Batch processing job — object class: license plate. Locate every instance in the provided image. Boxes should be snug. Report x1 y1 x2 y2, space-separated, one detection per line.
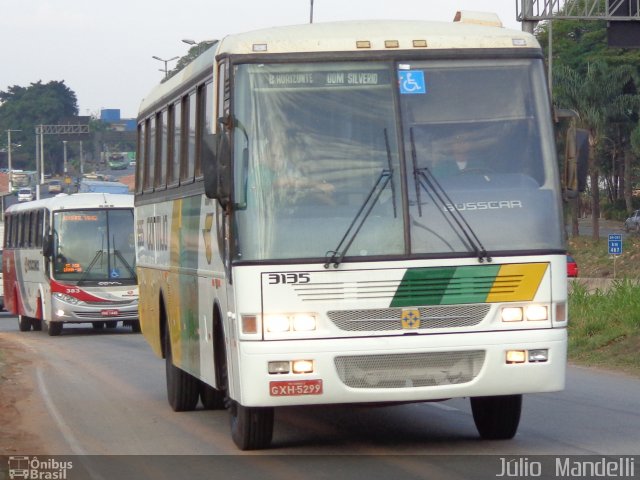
101 309 120 317
269 379 323 396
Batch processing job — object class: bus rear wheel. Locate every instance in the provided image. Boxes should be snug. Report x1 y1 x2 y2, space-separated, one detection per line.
230 401 274 450
471 394 522 440
164 325 199 411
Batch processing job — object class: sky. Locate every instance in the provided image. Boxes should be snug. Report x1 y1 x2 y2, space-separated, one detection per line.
1 0 523 120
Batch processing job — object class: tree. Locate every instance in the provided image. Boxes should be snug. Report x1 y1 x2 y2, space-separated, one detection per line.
553 61 640 239
535 1 640 232
0 80 79 171
165 41 218 82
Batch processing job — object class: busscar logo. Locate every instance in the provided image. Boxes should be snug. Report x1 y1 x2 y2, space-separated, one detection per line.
8 456 73 479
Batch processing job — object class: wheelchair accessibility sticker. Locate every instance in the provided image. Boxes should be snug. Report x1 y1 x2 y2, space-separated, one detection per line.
398 70 426 94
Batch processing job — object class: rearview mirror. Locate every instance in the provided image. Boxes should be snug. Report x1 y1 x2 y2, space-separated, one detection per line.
42 234 53 257
203 128 232 207
563 127 589 198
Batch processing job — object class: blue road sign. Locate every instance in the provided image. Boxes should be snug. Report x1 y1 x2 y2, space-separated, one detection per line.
608 234 622 255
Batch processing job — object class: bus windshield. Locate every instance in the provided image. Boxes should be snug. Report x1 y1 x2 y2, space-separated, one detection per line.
52 209 136 283
232 58 563 262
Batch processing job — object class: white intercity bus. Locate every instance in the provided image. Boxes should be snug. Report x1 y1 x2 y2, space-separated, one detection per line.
135 12 585 449
3 193 139 336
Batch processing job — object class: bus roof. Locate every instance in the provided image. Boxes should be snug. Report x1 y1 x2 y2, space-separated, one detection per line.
138 15 538 116
5 193 133 214
217 17 538 56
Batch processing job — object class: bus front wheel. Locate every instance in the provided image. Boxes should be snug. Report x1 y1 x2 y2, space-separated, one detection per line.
164 325 199 411
200 382 225 410
18 316 32 332
471 394 522 440
230 400 274 450
47 321 63 336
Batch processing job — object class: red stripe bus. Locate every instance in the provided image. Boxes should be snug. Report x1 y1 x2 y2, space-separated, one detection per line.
3 192 139 336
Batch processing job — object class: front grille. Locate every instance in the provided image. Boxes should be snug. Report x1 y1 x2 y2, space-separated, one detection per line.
73 310 138 319
83 300 136 307
335 350 485 389
327 304 490 331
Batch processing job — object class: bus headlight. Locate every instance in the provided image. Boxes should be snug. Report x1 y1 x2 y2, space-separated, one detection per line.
292 314 316 332
525 305 548 321
501 307 523 322
264 313 317 333
265 314 290 333
501 305 548 322
53 293 81 305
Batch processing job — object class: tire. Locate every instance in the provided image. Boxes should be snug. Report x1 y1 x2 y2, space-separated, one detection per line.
200 382 226 410
471 394 522 440
130 321 141 333
47 322 63 337
18 315 32 332
230 400 274 450
92 322 105 329
164 323 199 412
105 321 118 329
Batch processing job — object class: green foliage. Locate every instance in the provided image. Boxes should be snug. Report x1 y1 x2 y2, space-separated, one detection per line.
601 197 640 220
0 80 79 170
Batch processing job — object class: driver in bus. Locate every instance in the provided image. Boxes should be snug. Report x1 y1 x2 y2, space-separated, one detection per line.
251 128 334 206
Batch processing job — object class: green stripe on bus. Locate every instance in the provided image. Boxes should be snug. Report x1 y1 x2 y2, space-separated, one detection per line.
390 265 501 307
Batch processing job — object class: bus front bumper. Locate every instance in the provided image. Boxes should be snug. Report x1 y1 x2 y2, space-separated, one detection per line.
233 328 567 407
51 297 138 323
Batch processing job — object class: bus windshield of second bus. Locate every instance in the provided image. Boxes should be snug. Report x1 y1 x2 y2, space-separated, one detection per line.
232 58 563 263
52 209 136 283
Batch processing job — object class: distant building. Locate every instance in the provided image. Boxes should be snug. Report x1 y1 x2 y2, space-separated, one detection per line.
100 109 136 132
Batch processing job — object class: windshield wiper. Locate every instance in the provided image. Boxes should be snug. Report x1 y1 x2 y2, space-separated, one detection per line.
113 250 136 280
324 168 392 268
410 128 491 263
77 250 105 286
324 130 396 269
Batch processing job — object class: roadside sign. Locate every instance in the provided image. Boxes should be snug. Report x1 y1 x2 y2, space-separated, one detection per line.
608 234 622 255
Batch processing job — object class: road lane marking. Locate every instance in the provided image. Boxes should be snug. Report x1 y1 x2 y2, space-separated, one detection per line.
36 366 87 456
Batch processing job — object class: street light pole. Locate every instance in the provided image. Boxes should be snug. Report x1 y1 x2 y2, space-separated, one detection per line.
152 55 179 78
63 140 68 175
6 129 21 193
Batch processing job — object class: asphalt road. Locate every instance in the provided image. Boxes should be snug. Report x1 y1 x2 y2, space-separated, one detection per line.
0 312 638 479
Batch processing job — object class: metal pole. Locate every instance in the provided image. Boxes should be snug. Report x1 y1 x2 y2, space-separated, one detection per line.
80 141 84 176
7 130 13 193
40 126 44 184
63 140 68 174
310 0 314 23
35 132 40 200
548 19 553 98
7 129 21 193
36 128 42 200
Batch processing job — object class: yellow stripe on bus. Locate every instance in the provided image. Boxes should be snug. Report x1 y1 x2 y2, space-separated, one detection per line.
486 263 548 303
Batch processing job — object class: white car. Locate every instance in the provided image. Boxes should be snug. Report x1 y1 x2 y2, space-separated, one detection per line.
624 210 640 233
17 187 34 202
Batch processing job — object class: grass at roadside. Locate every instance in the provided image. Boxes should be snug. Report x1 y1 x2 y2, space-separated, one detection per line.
568 273 640 377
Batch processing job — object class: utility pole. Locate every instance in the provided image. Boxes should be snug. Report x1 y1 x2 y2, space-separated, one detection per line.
6 129 21 193
310 0 314 24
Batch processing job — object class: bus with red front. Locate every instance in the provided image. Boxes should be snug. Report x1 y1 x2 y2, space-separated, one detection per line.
3 193 139 335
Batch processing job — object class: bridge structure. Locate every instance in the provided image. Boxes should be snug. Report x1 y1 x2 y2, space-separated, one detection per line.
517 0 640 47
